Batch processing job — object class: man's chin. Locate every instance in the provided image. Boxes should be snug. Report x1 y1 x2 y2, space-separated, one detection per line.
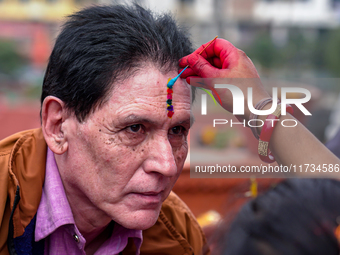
116 208 161 230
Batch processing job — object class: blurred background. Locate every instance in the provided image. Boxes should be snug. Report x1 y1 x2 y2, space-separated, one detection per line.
1 0 340 140
1 0 340 248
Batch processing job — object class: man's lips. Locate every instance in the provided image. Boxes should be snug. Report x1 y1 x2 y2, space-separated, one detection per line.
130 190 164 204
131 191 163 197
138 191 162 196
131 187 165 195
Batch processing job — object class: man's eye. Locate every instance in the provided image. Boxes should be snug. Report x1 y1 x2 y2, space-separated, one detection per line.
127 124 143 133
169 126 185 135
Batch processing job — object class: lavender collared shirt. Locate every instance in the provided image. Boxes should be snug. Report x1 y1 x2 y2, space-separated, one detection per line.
35 148 143 255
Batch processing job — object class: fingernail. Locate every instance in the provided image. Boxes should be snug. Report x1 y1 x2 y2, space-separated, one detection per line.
178 57 187 66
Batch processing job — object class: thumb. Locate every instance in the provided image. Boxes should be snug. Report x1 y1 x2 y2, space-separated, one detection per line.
187 53 218 78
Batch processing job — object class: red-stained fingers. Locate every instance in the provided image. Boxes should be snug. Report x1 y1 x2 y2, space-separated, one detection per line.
179 38 239 69
179 54 221 84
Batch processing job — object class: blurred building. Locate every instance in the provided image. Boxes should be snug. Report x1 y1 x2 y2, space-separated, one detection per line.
0 0 95 22
0 0 99 139
100 0 340 46
0 0 97 68
0 0 339 63
254 0 339 28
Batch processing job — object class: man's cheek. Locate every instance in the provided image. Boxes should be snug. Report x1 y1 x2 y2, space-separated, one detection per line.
101 147 137 166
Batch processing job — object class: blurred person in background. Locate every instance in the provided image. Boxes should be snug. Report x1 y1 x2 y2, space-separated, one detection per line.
215 178 340 255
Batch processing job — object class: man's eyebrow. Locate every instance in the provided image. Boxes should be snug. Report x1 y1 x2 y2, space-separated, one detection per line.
175 115 195 128
122 114 195 127
122 114 157 125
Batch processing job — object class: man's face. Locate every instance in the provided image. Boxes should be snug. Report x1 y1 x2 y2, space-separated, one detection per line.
60 65 191 230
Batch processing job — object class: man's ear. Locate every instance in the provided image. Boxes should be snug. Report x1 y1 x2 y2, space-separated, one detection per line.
41 96 69 155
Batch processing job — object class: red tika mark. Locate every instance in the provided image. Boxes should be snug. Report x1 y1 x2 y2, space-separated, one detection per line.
167 111 174 118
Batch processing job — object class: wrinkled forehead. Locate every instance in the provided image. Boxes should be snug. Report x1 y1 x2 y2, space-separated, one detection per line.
109 66 191 106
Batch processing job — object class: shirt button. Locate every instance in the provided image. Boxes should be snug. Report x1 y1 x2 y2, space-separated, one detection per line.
73 234 80 243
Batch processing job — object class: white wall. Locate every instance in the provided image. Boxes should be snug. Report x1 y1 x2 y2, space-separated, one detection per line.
254 0 338 27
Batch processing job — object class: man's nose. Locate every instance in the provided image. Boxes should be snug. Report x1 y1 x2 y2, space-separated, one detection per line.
143 134 178 177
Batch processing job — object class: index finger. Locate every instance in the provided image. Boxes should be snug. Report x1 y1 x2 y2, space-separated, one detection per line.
179 38 239 69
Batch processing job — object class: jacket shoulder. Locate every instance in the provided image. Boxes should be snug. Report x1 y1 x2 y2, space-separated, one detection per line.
0 128 47 254
159 191 209 255
0 129 43 153
0 128 45 220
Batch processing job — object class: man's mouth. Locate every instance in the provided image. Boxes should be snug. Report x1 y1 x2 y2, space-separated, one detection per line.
130 190 164 205
139 191 162 196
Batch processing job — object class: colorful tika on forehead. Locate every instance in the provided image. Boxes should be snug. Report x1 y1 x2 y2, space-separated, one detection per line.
166 36 218 118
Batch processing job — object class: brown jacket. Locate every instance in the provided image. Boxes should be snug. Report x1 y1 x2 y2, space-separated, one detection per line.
0 129 209 255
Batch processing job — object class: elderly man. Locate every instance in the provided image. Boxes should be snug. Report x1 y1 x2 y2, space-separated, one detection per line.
0 4 208 255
